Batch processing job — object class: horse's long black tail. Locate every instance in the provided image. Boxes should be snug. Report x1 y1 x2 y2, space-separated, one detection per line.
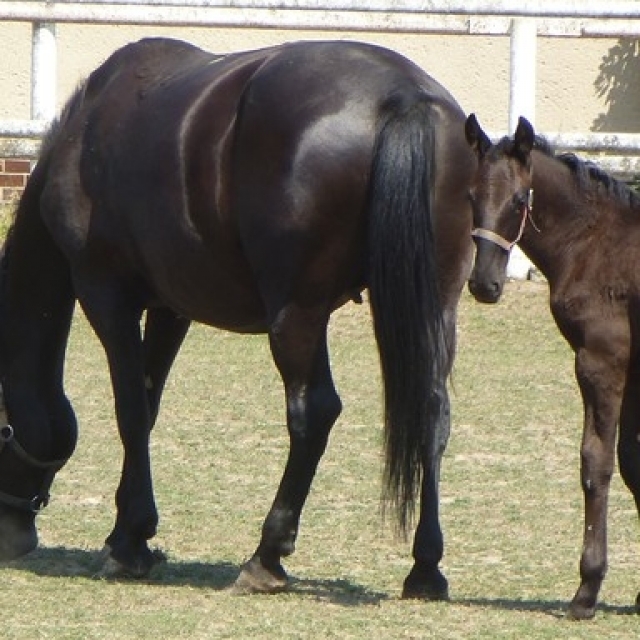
368 97 447 533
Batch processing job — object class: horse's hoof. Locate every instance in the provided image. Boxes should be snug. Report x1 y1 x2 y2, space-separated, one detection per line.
401 566 449 601
233 556 288 594
566 601 596 621
96 544 166 579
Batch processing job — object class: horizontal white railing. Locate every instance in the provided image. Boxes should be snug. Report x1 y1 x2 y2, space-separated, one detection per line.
5 1 640 20
2 1 640 176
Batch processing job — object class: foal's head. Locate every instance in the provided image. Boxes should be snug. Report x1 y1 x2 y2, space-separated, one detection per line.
464 114 535 302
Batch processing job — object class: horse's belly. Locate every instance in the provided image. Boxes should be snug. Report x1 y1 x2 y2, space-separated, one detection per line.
150 264 267 333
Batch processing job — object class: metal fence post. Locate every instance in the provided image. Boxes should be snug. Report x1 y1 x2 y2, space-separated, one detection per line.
509 17 537 130
31 22 57 122
507 17 537 279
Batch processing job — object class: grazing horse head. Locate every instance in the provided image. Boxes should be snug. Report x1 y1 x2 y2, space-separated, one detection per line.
0 219 77 560
464 113 535 302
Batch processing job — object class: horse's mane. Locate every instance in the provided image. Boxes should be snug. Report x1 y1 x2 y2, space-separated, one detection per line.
38 82 87 160
2 83 88 241
532 135 640 209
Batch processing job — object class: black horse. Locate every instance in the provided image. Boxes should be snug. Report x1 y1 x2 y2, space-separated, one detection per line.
0 38 475 597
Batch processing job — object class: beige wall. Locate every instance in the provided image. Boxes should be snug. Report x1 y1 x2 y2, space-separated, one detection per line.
1 21 639 134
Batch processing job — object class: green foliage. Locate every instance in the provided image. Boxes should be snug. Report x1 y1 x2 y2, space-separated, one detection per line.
0 200 15 238
1 283 638 638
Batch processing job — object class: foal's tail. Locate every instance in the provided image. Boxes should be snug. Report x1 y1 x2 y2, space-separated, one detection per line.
367 96 447 533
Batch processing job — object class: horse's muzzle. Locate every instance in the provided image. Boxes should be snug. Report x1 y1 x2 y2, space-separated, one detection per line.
468 274 503 304
0 505 38 561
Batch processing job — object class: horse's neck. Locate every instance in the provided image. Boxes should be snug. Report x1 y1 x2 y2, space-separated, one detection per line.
519 151 587 282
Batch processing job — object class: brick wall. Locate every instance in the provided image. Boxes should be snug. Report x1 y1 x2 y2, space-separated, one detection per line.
0 158 32 206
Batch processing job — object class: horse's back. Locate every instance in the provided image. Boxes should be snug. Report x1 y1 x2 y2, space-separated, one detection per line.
83 37 218 99
39 38 472 330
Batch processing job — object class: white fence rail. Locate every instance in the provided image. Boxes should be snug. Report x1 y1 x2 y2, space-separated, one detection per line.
2 0 640 176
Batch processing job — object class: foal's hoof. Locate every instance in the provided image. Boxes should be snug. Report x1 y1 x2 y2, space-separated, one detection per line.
401 566 449 601
96 544 166 579
233 556 288 594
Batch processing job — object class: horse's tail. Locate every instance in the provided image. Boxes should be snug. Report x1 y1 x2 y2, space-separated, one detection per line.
367 96 447 533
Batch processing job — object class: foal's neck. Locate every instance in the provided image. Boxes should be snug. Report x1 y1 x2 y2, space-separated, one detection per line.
519 150 593 283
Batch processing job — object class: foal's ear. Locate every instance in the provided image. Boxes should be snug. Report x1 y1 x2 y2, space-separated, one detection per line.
513 116 535 162
465 113 492 157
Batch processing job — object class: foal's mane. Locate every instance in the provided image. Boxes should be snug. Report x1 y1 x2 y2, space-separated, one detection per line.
534 136 640 210
493 133 640 209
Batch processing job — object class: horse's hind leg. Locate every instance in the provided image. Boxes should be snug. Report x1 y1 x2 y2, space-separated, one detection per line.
235 306 341 592
401 382 450 600
402 304 456 601
617 362 640 613
403 207 473 600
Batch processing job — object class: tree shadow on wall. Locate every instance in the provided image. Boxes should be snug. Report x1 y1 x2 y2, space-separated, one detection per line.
593 38 640 132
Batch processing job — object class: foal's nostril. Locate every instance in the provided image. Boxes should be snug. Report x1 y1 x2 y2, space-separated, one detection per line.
468 276 501 304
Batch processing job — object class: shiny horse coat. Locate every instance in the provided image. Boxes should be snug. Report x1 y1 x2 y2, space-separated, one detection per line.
0 38 474 596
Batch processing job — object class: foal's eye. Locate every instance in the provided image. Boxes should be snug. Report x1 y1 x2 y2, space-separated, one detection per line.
512 193 526 209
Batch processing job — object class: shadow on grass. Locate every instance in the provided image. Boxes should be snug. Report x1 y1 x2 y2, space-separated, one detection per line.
14 547 636 614
3 545 387 606
454 596 638 619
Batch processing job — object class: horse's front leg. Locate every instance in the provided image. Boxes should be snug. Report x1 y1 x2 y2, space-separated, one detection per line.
77 287 160 578
617 363 640 613
235 308 341 593
568 342 627 620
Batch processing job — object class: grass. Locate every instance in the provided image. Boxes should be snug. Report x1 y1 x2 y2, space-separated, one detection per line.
0 201 16 236
1 280 639 638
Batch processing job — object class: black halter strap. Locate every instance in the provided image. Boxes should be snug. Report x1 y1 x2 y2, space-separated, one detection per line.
0 390 68 513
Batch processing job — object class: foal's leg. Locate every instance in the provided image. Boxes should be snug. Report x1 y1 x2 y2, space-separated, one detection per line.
616 363 640 613
76 283 160 577
235 306 341 592
568 341 627 620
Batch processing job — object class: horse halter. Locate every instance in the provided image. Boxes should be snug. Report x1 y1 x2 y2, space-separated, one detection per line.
0 386 68 513
471 189 535 252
